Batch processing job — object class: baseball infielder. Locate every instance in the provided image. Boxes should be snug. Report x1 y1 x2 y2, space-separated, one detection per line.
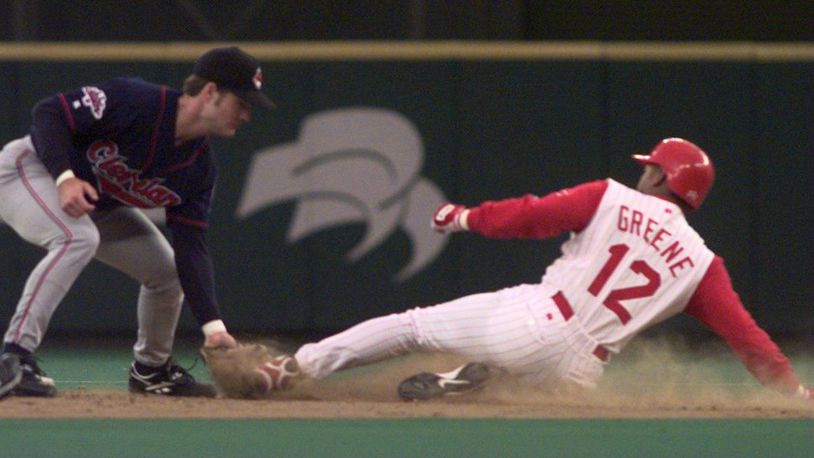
0 47 271 397
0 353 21 399
274 138 812 402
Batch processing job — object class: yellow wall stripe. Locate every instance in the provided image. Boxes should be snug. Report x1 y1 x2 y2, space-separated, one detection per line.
1 41 814 62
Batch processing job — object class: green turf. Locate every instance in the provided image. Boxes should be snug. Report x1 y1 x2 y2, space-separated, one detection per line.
30 340 214 391
0 419 812 458
4 340 812 457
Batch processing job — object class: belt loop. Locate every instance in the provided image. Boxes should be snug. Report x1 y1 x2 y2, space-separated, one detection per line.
552 291 573 321
593 345 610 362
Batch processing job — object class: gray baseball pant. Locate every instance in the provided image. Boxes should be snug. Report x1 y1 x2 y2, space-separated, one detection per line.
0 136 182 366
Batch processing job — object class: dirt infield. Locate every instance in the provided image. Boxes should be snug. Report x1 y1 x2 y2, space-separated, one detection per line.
2 385 813 419
3 343 813 419
2 390 812 419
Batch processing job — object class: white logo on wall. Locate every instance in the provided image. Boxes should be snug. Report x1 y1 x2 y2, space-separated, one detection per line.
236 108 448 282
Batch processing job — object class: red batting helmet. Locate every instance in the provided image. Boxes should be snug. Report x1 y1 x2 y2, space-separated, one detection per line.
632 138 715 209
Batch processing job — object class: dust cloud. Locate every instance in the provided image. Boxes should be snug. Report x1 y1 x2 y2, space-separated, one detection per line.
267 335 814 417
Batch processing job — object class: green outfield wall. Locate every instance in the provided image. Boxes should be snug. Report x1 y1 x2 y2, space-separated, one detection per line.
0 43 812 336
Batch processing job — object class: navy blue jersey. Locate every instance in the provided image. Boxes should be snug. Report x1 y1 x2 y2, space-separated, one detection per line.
30 77 215 228
29 77 222 325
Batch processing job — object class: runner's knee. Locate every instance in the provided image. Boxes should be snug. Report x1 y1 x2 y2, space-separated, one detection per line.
398 309 422 348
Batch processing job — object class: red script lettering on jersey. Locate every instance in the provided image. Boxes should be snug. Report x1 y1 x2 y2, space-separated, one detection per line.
86 140 182 208
616 205 695 277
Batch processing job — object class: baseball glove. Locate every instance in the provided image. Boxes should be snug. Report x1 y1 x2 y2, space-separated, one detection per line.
200 343 300 399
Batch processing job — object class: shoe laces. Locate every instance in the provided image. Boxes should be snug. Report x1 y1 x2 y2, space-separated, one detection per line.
19 355 47 376
163 359 197 384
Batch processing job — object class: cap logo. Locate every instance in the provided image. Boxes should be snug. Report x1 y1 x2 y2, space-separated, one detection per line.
81 86 107 120
685 190 699 204
253 68 263 90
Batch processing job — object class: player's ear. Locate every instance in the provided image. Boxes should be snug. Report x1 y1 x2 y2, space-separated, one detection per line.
637 165 667 195
652 167 668 187
201 81 219 100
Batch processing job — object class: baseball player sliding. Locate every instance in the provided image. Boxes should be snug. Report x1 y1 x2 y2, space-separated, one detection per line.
264 138 812 402
0 47 271 397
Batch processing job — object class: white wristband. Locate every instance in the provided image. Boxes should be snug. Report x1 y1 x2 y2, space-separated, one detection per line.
795 385 810 399
456 209 471 231
202 319 227 337
55 169 76 187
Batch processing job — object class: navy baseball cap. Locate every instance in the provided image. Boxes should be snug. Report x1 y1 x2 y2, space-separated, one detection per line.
193 46 275 110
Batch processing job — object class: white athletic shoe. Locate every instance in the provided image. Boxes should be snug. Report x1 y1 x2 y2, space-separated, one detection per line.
397 362 490 401
128 359 216 397
12 355 56 397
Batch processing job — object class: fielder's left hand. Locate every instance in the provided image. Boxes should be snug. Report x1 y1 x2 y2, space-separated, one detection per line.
204 331 238 349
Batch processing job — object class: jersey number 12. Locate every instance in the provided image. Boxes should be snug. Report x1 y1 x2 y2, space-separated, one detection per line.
587 243 661 324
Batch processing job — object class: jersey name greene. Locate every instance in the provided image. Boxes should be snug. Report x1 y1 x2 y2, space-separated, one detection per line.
616 204 695 278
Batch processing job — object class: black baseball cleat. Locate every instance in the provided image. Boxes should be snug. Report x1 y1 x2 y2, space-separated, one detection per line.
0 353 23 399
12 354 57 397
129 359 217 398
397 362 490 401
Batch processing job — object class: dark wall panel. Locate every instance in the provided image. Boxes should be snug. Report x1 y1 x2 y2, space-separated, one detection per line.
3 1 814 41
0 55 811 337
453 61 604 295
754 63 814 330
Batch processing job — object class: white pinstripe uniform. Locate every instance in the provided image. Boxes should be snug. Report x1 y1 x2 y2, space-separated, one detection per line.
295 180 714 389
